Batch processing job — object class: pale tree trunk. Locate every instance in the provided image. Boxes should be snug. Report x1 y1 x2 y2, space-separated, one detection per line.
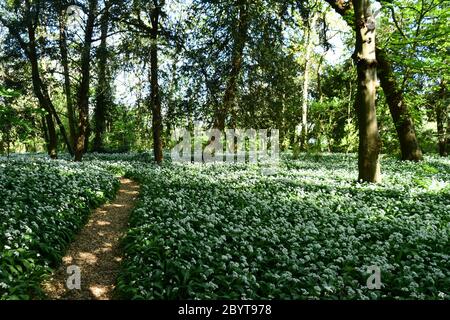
348 82 353 125
300 12 318 151
316 59 324 150
353 0 381 183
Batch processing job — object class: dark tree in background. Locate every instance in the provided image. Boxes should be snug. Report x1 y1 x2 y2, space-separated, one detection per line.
93 0 112 152
149 0 163 165
75 0 98 161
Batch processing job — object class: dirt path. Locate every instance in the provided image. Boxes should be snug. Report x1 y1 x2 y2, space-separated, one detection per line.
42 178 139 300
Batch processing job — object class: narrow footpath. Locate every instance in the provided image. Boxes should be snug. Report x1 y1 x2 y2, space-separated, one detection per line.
42 178 140 300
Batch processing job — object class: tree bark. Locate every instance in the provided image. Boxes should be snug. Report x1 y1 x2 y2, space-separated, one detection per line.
214 0 249 131
24 8 73 157
40 76 74 155
376 48 423 161
58 1 77 152
84 125 90 153
353 0 381 183
74 0 98 161
93 1 111 152
150 1 163 164
28 51 58 158
45 114 58 159
41 114 57 159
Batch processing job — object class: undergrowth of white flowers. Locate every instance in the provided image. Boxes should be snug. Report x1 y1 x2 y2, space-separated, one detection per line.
0 158 119 299
0 153 448 300
116 153 449 300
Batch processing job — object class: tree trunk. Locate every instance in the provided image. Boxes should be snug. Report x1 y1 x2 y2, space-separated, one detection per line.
376 48 423 161
93 1 111 153
58 1 77 151
353 0 381 183
215 0 249 131
45 114 58 159
1 2 73 156
24 2 74 157
300 13 318 151
40 76 74 155
316 59 324 151
28 54 58 159
84 125 90 153
41 116 49 145
150 2 163 164
74 0 98 161
325 0 423 161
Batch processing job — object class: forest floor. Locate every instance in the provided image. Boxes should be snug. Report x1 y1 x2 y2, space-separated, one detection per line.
42 178 140 300
2 154 448 300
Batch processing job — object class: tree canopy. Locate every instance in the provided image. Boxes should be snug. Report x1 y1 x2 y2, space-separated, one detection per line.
0 0 448 181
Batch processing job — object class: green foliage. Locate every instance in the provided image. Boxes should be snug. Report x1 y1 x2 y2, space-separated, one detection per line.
376 0 450 155
0 85 44 154
1 0 448 157
0 86 20 98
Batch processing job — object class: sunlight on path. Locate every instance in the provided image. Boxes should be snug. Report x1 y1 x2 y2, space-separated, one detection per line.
42 178 140 300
